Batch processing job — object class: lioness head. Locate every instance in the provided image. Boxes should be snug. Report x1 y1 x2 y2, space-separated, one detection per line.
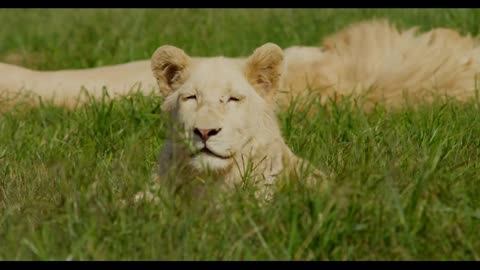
151 43 286 172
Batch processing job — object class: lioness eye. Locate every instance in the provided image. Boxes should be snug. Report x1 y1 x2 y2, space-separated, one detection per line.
228 97 240 102
185 95 197 100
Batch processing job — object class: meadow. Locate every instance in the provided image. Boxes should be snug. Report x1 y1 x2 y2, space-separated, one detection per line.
0 8 479 260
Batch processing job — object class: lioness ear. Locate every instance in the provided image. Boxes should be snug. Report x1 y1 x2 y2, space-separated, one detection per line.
245 43 284 102
151 45 191 97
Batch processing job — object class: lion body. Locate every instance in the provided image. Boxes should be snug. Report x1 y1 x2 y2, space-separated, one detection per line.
3 21 480 111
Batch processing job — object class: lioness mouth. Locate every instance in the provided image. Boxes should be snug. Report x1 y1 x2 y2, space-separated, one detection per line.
197 147 231 159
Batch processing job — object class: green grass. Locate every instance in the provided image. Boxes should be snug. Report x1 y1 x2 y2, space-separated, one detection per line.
1 8 480 260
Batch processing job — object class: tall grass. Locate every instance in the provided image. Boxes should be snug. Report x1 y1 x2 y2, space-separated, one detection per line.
0 8 479 260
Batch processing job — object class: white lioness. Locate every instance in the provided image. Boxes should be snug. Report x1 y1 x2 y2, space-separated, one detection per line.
2 20 480 201
147 43 325 202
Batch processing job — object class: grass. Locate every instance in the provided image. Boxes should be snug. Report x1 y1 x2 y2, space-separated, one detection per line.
1 8 480 260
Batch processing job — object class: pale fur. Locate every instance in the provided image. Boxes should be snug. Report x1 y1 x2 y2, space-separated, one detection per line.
282 20 480 110
2 19 480 200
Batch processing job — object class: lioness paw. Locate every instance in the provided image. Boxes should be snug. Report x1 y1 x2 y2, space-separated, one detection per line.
133 190 160 204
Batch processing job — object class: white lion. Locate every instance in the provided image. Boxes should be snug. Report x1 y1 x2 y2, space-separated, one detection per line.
146 43 325 202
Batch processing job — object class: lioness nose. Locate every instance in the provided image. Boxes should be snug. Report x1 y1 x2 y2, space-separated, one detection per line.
194 128 222 142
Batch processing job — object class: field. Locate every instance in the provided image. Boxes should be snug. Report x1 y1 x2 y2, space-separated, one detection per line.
1 8 480 260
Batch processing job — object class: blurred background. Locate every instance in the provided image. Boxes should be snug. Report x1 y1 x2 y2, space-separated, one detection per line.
1 8 479 70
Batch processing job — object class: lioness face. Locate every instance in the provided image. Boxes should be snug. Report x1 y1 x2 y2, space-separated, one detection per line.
151 43 284 172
